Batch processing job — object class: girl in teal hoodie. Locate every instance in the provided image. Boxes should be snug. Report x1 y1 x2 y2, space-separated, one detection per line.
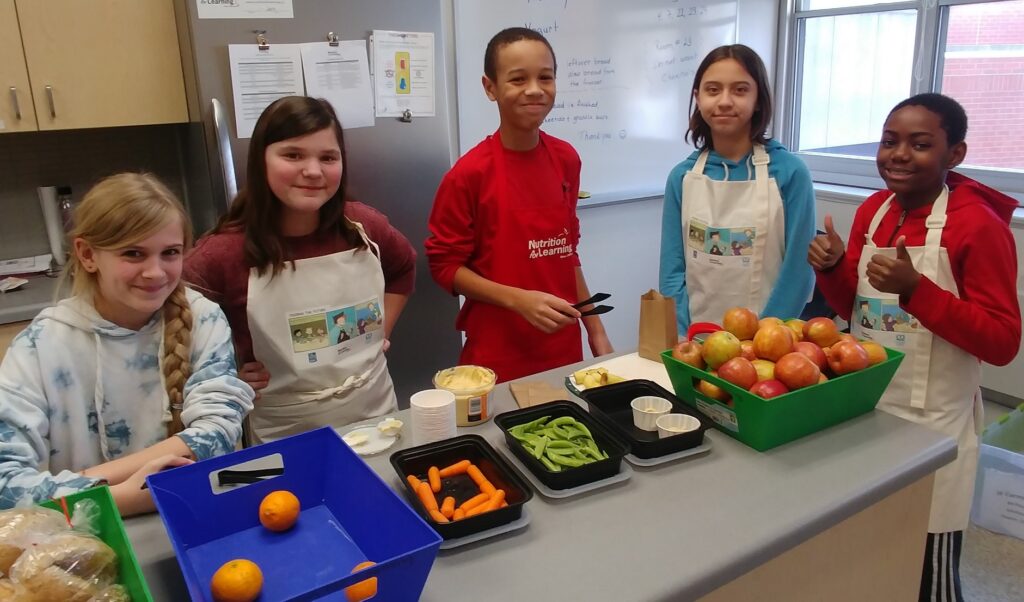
660 45 815 332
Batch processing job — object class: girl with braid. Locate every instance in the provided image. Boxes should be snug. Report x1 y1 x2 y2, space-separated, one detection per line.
0 173 254 515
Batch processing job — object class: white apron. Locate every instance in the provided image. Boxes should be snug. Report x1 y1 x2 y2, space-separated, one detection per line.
681 144 786 324
851 187 982 533
245 220 397 444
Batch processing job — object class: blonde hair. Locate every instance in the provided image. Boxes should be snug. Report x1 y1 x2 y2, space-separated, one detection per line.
64 173 194 437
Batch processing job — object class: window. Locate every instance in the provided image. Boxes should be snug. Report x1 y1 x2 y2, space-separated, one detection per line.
780 0 1024 199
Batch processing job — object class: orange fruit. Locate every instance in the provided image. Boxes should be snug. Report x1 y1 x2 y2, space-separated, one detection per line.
345 560 378 602
259 490 300 532
210 558 263 602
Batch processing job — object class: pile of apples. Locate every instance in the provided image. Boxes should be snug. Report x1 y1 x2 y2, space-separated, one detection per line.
670 307 888 401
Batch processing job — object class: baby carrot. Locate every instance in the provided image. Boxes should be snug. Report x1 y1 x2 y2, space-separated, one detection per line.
464 503 488 518
428 466 441 493
416 482 438 512
452 508 465 521
429 509 449 523
406 474 422 490
481 489 506 512
466 465 496 495
440 496 456 519
439 459 471 477
457 492 490 512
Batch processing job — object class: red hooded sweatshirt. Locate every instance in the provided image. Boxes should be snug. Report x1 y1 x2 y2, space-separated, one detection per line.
817 172 1021 366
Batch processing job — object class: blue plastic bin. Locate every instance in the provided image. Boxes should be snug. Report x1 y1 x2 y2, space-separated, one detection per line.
147 427 441 601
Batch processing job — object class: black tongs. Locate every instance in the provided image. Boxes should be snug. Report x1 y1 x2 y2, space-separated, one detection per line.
572 292 613 317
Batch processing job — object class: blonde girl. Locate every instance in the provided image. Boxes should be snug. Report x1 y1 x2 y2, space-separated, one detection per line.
0 173 254 515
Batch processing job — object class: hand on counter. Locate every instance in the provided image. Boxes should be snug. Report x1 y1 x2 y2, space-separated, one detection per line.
111 454 193 516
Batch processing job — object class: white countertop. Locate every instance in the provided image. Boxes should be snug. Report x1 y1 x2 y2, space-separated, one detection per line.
123 353 956 601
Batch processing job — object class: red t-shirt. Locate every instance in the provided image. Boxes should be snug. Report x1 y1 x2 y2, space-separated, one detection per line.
816 173 1020 366
425 131 582 295
184 201 416 363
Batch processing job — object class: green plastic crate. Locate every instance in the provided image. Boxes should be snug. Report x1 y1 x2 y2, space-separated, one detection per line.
661 347 905 451
39 485 153 602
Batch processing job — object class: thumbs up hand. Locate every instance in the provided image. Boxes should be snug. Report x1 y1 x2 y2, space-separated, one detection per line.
807 215 847 271
866 236 921 296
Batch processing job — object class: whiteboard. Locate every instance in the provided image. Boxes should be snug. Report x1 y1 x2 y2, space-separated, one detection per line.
454 0 738 204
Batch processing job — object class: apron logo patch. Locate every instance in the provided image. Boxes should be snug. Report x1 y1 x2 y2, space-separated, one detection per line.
307 352 318 364
527 229 573 260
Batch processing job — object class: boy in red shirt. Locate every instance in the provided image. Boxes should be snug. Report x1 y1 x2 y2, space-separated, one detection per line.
426 28 612 382
809 93 1020 602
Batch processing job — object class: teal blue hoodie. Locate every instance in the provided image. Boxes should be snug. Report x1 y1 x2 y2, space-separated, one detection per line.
659 139 816 333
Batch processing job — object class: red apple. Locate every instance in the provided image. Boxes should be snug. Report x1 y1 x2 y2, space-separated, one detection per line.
751 359 775 382
723 307 759 341
785 319 805 342
758 316 785 331
672 340 705 369
836 333 857 345
718 357 758 391
774 352 821 390
749 379 790 399
860 341 887 366
827 340 870 375
793 341 827 371
702 331 741 370
803 317 841 348
739 340 756 361
818 373 829 384
752 324 795 362
697 371 730 402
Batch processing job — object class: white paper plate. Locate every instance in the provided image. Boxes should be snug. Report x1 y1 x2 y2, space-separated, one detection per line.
340 425 399 456
565 352 675 394
496 445 632 499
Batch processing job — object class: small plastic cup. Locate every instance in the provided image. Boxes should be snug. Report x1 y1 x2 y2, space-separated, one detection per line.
656 413 701 439
630 396 672 431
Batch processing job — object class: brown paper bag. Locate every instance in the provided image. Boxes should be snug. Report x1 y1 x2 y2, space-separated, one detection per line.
638 289 678 361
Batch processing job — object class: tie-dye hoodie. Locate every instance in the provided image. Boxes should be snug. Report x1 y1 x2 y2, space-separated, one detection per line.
0 288 254 508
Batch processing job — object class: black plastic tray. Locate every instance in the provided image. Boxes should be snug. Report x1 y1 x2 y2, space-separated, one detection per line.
492 401 628 490
390 434 532 540
577 380 709 459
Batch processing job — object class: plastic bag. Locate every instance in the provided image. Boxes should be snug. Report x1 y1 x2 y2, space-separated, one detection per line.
0 505 124 602
0 507 68 577
9 530 119 602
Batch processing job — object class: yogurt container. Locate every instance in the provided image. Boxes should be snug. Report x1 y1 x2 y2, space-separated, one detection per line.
433 365 497 426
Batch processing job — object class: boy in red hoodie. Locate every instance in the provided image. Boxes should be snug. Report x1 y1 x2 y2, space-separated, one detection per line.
809 93 1020 602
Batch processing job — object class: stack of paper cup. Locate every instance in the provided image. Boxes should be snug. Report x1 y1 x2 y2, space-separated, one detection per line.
410 389 457 445
37 186 66 265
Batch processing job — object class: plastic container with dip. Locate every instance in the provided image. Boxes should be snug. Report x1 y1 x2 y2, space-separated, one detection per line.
433 365 497 426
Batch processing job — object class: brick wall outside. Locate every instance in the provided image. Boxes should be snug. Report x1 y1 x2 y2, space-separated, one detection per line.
941 1 1024 169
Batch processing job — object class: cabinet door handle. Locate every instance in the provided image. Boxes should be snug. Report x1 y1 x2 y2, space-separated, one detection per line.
45 85 55 118
8 87 20 120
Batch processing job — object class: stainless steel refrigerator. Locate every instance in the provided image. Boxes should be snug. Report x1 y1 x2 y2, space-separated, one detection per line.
171 0 463 404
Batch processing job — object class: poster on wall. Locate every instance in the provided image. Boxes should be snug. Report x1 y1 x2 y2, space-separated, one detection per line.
197 0 293 19
371 30 435 118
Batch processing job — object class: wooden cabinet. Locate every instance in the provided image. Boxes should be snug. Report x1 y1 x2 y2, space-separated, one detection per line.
0 0 37 133
0 320 30 363
0 0 187 133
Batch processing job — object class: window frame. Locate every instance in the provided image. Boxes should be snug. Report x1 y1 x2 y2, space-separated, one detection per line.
775 0 1024 200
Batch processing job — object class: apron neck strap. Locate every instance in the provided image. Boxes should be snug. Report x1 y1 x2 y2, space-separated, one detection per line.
692 143 769 179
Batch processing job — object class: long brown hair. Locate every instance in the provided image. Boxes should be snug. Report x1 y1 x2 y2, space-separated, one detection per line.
686 44 773 151
65 173 194 436
215 96 364 276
